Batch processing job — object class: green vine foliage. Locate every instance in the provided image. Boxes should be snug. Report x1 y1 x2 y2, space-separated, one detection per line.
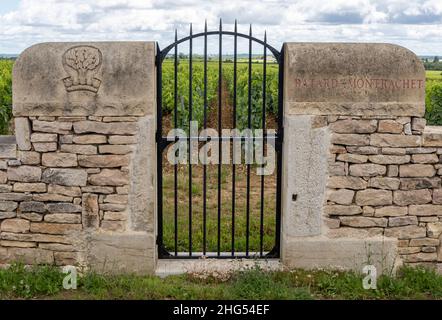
0 59 13 135
425 80 442 125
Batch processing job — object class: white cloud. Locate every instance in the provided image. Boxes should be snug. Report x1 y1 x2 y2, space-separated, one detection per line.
0 0 441 54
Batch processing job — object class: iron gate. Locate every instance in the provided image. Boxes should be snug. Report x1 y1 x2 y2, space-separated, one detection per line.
156 20 283 258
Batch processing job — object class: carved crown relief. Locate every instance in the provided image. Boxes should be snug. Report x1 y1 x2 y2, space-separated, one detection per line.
62 46 102 93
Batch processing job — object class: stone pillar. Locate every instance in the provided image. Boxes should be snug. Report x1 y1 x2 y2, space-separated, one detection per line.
281 43 439 273
0 42 157 273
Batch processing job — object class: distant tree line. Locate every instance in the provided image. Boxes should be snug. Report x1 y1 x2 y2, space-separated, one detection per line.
423 56 442 71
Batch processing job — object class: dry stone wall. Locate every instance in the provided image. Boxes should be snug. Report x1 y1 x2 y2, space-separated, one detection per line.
282 43 442 273
0 42 156 273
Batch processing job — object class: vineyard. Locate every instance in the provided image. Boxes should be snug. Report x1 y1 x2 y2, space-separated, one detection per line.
161 58 279 133
0 59 13 135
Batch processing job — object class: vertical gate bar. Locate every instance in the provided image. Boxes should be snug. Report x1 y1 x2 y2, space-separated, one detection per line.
217 19 222 256
203 20 208 255
188 23 193 256
231 20 237 257
156 42 164 256
274 45 284 257
246 24 252 256
174 30 178 256
260 32 267 257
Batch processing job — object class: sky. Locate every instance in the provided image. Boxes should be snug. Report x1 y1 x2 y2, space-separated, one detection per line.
0 0 442 55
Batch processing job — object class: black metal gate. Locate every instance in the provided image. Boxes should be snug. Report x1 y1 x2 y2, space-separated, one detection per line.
156 20 283 259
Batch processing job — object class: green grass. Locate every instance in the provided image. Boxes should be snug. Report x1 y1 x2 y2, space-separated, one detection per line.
1 263 442 300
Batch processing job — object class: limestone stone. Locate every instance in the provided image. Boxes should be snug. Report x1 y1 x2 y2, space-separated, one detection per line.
387 165 399 177
32 120 72 134
409 205 442 216
33 142 57 152
0 240 36 248
421 246 437 253
104 194 128 204
0 171 6 184
406 147 437 154
0 139 17 159
18 151 40 165
44 213 81 224
330 145 347 154
74 121 137 135
327 189 354 205
78 155 130 168
284 43 425 117
329 119 377 133
349 163 386 177
355 189 392 206
324 205 362 216
30 222 82 235
398 247 421 254
46 203 82 213
330 134 369 146
0 201 18 212
0 212 17 219
346 146 379 155
384 225 427 239
434 189 442 204
327 176 367 190
409 238 440 246
72 135 107 144
99 145 134 155
15 118 31 150
428 220 442 237
394 190 432 206
3 248 54 264
89 169 129 186
411 118 426 131
411 154 439 164
82 193 99 228
19 201 46 213
108 135 137 144
328 162 346 176
0 193 32 201
404 123 412 135
370 134 421 147
389 216 418 227
1 219 30 233
18 212 43 222
59 135 73 144
0 232 71 244
116 186 129 194
81 186 114 194
54 251 78 266
381 148 406 155
13 42 155 117
368 155 410 164
33 193 73 202
103 116 138 122
378 120 403 134
336 153 368 163
99 203 126 212
403 253 437 263
339 216 387 228
13 183 46 192
375 206 408 217
362 206 375 217
400 178 441 190
7 166 41 182
419 216 439 222
48 184 81 197
60 144 97 154
42 152 78 167
399 164 436 177
101 220 126 232
42 168 87 186
368 177 400 190
39 243 75 252
103 211 127 221
30 133 57 142
423 126 442 147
